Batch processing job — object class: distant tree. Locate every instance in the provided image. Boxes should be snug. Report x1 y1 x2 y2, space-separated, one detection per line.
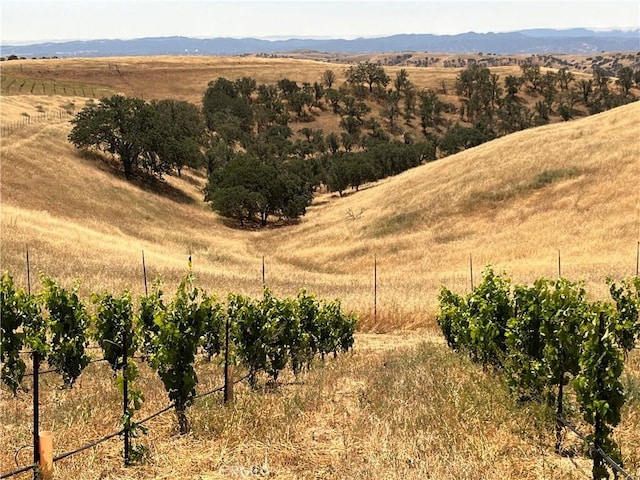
277 78 299 96
205 136 234 175
578 79 593 104
593 68 610 93
322 69 337 88
288 90 313 119
68 95 158 179
345 64 365 88
208 185 262 227
364 62 390 93
326 155 351 197
346 62 390 93
256 83 280 109
534 100 550 125
504 75 523 99
206 154 311 226
588 69 613 114
403 86 417 120
235 76 257 102
339 115 361 137
455 65 496 123
418 89 446 134
325 88 343 114
521 63 542 93
340 95 370 122
254 83 287 130
202 77 253 141
556 68 574 91
540 71 558 111
362 117 385 139
616 66 635 95
310 128 326 154
439 123 492 156
340 132 356 152
497 98 531 135
557 91 579 121
394 69 412 93
326 132 340 155
381 90 401 130
312 82 325 107
489 73 502 109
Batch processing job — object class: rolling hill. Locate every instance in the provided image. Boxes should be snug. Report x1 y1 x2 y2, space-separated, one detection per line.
1 57 640 480
1 93 638 331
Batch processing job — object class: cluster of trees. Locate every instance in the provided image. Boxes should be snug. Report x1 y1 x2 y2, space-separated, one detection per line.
437 269 639 480
69 96 205 178
443 63 638 152
68 61 637 226
417 62 639 156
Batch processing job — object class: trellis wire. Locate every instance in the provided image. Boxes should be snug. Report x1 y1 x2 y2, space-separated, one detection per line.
557 416 635 480
1 375 249 479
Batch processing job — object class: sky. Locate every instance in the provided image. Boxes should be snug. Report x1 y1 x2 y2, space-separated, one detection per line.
1 0 639 45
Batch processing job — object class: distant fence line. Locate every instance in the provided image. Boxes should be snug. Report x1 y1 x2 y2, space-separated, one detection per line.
1 109 74 135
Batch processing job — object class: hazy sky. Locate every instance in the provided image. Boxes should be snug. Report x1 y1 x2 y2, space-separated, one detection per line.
2 0 639 44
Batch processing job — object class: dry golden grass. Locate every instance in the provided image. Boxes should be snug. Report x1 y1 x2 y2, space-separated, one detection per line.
0 55 596 110
1 96 639 330
1 337 638 479
1 56 355 105
1 59 639 479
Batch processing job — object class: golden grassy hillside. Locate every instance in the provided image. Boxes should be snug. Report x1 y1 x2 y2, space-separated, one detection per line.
1 62 640 480
3 55 597 138
1 94 638 331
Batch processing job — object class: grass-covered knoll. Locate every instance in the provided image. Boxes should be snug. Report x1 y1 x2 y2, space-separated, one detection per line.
1 57 639 480
1 95 638 330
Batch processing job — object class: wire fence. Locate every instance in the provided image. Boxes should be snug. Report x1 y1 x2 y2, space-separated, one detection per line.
1 109 74 135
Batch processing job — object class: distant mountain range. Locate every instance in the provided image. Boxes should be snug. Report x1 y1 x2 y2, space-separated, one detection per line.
2 29 639 58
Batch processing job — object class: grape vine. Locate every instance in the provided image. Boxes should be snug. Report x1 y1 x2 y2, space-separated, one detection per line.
437 269 639 479
1 268 357 439
40 275 91 388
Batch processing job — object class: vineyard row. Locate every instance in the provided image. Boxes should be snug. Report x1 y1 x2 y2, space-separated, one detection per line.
0 268 357 475
437 267 639 480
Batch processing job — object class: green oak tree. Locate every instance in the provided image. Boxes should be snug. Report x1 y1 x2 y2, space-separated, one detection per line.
68 95 158 179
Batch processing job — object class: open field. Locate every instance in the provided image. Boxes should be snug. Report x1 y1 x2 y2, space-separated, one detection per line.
1 55 639 478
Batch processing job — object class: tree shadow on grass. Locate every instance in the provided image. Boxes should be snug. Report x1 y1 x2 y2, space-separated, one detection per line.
217 215 301 231
77 149 195 205
132 174 195 205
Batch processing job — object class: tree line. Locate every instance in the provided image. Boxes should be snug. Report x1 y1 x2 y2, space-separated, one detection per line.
68 61 638 226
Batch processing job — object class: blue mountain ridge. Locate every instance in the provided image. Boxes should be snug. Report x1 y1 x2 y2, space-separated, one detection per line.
2 29 639 57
